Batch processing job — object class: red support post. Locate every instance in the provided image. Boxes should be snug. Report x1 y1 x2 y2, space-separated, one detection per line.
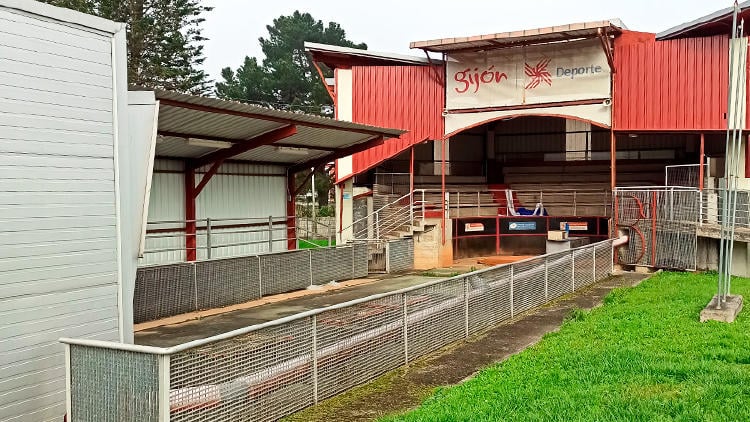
441 137 446 245
185 167 197 261
287 172 297 250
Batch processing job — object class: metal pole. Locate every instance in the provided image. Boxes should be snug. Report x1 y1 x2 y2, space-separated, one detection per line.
205 218 212 259
464 277 469 338
421 190 426 225
158 355 171 422
268 216 273 252
477 191 480 214
375 212 380 240
311 315 318 404
510 266 514 318
571 250 576 292
402 292 409 365
312 171 317 238
593 246 597 282
573 191 577 216
192 263 198 312
544 256 549 301
457 191 460 218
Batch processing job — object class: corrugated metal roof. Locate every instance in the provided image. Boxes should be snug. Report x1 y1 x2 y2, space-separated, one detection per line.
657 1 750 40
410 19 624 53
304 42 442 68
148 89 406 166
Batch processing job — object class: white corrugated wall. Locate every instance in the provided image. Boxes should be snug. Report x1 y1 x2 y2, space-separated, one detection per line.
141 159 288 264
0 3 127 421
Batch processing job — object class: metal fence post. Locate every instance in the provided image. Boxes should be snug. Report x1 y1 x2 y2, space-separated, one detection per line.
476 191 480 214
593 246 597 282
268 216 273 252
544 256 549 300
205 218 212 259
375 212 380 239
158 355 171 421
457 191 461 217
573 191 577 216
571 250 576 292
309 250 314 287
464 277 469 338
510 265 515 318
402 292 409 365
257 255 263 297
421 190 425 225
312 315 318 404
191 263 198 312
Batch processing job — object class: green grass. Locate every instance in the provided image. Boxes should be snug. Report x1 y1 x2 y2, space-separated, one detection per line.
382 272 750 422
298 238 335 249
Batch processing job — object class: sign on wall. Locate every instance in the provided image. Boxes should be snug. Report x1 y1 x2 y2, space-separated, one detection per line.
446 39 610 110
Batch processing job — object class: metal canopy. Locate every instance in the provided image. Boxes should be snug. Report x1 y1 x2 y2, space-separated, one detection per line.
304 41 442 68
149 89 406 167
410 19 624 53
657 0 750 40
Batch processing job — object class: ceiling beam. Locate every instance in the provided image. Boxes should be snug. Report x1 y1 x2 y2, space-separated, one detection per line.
289 136 385 174
189 124 297 169
158 131 239 144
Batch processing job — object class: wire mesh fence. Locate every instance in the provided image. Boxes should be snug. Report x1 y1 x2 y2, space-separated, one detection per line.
614 187 700 270
64 239 614 422
134 243 370 323
664 164 707 188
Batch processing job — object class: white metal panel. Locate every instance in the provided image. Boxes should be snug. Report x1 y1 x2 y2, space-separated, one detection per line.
0 3 126 421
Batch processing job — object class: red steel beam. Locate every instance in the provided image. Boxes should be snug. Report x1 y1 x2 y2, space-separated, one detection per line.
444 98 606 115
189 125 297 170
158 98 391 137
311 59 336 102
194 160 224 196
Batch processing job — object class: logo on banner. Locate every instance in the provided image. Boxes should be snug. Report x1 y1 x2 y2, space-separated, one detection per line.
524 58 552 89
453 65 509 94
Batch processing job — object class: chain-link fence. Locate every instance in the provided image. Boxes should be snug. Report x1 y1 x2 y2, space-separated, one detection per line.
134 243 369 323
63 239 613 422
614 187 700 270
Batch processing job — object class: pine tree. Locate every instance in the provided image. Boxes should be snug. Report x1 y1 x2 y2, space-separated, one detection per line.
216 11 366 114
42 0 212 94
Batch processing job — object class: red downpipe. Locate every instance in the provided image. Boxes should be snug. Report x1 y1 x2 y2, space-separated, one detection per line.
287 173 297 250
185 167 197 261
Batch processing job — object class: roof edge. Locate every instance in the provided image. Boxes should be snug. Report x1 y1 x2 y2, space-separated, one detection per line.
304 41 443 66
1 0 125 33
656 0 750 40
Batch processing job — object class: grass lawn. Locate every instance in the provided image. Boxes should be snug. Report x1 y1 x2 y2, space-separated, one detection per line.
298 238 335 249
382 272 750 421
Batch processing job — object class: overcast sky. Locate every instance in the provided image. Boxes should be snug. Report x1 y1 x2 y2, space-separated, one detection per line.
201 0 726 82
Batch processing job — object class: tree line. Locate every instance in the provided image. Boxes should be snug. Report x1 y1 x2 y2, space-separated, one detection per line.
42 1 364 117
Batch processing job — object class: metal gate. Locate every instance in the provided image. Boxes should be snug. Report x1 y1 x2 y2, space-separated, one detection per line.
614 187 699 270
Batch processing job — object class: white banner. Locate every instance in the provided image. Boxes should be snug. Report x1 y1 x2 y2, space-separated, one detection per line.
446 39 610 110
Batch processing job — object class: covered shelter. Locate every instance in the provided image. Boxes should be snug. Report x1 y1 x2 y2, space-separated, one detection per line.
140 89 405 263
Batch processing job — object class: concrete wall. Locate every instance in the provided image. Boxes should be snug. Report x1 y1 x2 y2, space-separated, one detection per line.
413 219 453 269
697 236 750 277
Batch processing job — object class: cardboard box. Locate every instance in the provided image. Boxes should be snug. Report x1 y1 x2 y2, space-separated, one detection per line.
548 230 568 241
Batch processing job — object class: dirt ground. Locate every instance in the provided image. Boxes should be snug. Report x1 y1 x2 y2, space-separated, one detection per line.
283 272 650 422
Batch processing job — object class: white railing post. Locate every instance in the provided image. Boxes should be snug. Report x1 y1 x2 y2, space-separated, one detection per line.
312 315 318 404
464 277 469 338
571 250 576 292
205 218 212 259
477 191 480 214
421 190 426 225
402 292 409 365
267 216 273 252
375 212 380 240
544 256 549 300
510 266 515 318
410 190 414 228
573 191 577 216
593 246 597 282
158 355 171 421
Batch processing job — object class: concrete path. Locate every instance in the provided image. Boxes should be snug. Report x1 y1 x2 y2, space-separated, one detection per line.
135 273 443 347
283 272 650 422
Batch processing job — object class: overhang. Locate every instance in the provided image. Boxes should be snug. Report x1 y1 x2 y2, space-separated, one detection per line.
304 41 442 69
657 1 750 40
148 89 406 169
410 19 624 53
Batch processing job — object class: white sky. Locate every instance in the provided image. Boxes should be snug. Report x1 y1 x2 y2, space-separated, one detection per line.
201 0 726 82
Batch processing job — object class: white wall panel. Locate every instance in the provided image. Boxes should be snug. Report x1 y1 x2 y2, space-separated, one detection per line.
0 3 126 421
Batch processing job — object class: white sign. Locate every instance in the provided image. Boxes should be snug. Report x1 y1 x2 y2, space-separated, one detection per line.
465 222 485 232
446 39 610 110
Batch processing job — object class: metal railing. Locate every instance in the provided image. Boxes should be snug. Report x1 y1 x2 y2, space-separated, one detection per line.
143 216 289 264
134 243 370 323
62 239 614 422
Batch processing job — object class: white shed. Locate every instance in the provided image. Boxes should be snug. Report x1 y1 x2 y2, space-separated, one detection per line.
0 2 147 421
